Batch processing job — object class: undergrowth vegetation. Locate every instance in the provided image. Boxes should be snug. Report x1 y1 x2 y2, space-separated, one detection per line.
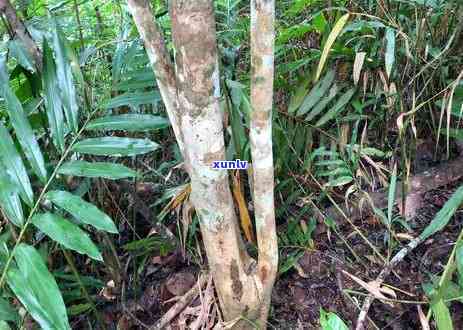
0 0 462 328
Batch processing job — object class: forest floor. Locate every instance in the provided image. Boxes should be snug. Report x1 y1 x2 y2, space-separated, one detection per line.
88 175 463 330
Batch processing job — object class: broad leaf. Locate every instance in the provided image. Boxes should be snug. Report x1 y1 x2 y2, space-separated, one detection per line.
45 190 118 233
72 137 158 156
42 39 65 152
58 161 138 179
86 114 169 132
6 244 70 329
31 213 102 261
0 58 47 183
0 122 34 205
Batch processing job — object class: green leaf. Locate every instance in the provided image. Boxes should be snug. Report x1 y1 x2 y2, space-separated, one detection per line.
31 213 102 261
86 114 169 132
45 190 118 233
51 21 79 132
42 39 66 152
298 70 335 116
325 176 353 187
104 91 161 109
0 58 47 183
72 137 158 157
387 163 398 226
8 39 35 73
315 13 350 82
0 170 24 227
58 161 138 179
0 298 18 322
320 308 349 330
6 244 70 329
315 88 356 127
0 320 11 329
385 28 396 79
431 299 454 330
0 122 34 205
457 244 463 287
420 186 463 240
305 84 339 121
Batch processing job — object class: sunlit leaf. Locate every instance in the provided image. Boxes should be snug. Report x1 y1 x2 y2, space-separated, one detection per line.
430 299 454 330
385 28 396 79
72 137 158 156
315 13 350 82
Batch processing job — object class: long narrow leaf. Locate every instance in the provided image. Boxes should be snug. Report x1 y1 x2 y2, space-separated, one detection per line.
298 70 335 116
315 14 350 82
315 88 356 127
72 137 158 156
6 244 71 329
0 58 47 183
32 213 103 261
51 21 79 132
385 28 396 79
45 190 118 233
42 39 65 152
0 170 24 227
58 161 138 179
0 122 34 205
86 114 169 132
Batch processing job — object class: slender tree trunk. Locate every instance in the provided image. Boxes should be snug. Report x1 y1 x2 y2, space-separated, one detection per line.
128 1 278 328
0 0 42 72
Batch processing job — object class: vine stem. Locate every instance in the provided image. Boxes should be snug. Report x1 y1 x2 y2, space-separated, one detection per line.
0 112 96 289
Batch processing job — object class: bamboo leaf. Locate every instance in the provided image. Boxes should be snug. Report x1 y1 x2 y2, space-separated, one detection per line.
315 88 356 127
42 39 66 152
457 244 463 287
104 91 161 109
430 299 454 330
72 137 158 156
58 161 138 179
0 122 34 205
0 58 48 183
325 176 353 187
86 114 169 132
420 186 463 240
305 84 339 121
8 39 35 73
315 13 350 82
31 213 103 261
45 190 118 233
298 70 335 116
0 170 24 227
6 244 71 329
51 21 79 132
0 298 18 322
385 28 396 79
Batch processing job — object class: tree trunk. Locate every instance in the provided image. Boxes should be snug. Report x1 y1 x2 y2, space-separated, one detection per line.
128 1 278 328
